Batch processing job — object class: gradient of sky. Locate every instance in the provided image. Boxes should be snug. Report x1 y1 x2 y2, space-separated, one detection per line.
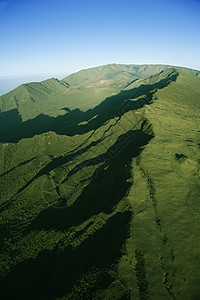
0 0 200 77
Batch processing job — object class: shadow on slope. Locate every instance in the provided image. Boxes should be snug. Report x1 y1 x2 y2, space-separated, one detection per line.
0 71 178 143
0 211 131 300
0 72 157 298
25 129 153 232
0 109 22 131
0 126 153 299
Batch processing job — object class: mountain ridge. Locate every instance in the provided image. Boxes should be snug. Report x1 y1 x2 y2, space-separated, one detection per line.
62 63 200 87
0 64 200 299
1 64 199 124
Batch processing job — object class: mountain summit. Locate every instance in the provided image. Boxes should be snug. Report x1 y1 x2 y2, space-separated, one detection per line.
0 64 200 299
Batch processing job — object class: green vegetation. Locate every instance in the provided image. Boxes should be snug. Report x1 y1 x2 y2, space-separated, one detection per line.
0 64 200 299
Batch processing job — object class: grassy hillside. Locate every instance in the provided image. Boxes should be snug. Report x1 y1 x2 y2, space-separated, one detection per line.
120 69 200 299
1 64 199 124
62 64 200 87
0 65 200 299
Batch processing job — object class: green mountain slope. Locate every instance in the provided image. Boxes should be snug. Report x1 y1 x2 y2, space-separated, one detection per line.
62 64 200 87
0 65 200 299
1 64 199 125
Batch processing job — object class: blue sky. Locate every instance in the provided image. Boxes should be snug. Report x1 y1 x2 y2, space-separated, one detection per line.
0 0 200 77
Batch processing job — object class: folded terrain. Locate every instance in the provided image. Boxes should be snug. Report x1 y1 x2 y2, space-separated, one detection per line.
0 64 200 299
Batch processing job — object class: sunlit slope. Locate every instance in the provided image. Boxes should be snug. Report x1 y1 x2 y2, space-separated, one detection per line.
1 64 168 123
0 78 69 110
62 64 170 87
0 66 200 299
120 69 200 299
62 64 200 87
0 78 122 125
0 64 199 125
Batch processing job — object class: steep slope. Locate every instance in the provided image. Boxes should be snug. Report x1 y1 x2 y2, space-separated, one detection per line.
0 65 200 299
0 78 70 125
0 76 124 130
119 69 200 299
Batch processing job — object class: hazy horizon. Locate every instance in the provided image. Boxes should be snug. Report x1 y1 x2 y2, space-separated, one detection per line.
0 0 200 78
0 62 199 96
0 73 69 96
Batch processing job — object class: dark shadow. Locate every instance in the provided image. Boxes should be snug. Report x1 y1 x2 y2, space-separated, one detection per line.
0 71 178 299
0 129 150 299
0 211 131 300
0 131 111 214
0 109 22 132
26 129 153 233
0 71 178 143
